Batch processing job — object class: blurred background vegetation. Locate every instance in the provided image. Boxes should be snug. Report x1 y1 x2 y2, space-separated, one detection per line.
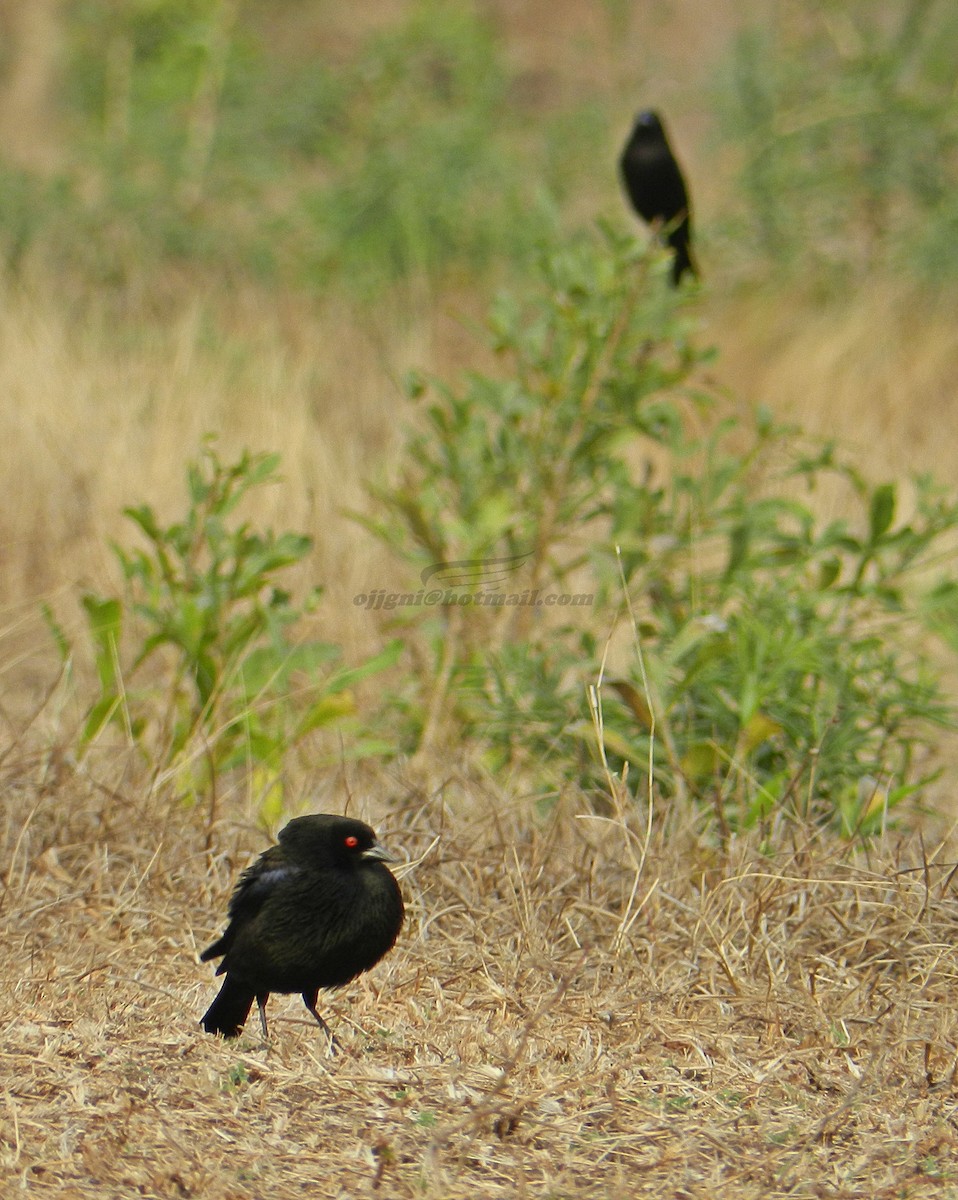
1 0 591 298
2 0 955 298
2 0 958 828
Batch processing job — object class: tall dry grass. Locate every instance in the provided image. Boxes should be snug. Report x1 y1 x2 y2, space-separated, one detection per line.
711 285 958 483
0 276 442 690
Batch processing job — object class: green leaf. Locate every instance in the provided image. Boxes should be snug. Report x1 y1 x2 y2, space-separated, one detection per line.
81 595 123 692
294 693 357 737
725 523 750 576
681 741 720 781
739 712 782 755
41 602 71 665
323 639 405 694
123 504 162 542
239 641 342 696
81 694 122 748
818 556 841 589
868 483 896 542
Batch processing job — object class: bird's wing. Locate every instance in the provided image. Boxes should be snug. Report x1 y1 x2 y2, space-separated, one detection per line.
228 847 300 919
200 846 300 962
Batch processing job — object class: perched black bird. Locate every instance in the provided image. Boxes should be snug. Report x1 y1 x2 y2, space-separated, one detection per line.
619 109 698 285
200 814 404 1042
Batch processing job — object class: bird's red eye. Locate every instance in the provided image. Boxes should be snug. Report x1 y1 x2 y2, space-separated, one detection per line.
344 835 359 849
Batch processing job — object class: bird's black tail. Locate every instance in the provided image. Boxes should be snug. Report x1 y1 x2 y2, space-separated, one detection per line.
669 231 698 286
201 974 254 1038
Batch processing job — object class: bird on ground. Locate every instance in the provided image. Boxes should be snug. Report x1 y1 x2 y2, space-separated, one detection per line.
200 813 404 1043
619 109 698 285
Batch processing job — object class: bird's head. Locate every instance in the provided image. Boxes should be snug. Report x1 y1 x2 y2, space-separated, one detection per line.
279 814 397 869
631 109 666 140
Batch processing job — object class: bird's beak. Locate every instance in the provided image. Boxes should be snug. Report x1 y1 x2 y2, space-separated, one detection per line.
362 843 396 864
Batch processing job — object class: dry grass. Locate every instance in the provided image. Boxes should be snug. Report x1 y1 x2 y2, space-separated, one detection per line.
0 275 455 708
0 278 404 600
711 284 958 484
3 743 958 1199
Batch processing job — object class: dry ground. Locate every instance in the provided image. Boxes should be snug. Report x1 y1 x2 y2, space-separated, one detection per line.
4 748 958 1199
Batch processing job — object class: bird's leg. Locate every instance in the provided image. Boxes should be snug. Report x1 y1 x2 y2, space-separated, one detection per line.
302 990 339 1054
256 993 270 1040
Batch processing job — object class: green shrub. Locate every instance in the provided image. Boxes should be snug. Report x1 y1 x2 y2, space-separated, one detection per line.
47 441 400 816
363 225 957 834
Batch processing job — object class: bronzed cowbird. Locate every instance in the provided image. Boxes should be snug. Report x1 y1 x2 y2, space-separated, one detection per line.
200 814 404 1042
619 109 698 285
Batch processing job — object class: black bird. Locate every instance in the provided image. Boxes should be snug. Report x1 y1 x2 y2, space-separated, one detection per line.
619 109 698 285
200 814 404 1042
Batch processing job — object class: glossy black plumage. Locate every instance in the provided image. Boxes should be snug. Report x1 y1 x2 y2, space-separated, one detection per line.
200 814 404 1041
619 109 698 285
